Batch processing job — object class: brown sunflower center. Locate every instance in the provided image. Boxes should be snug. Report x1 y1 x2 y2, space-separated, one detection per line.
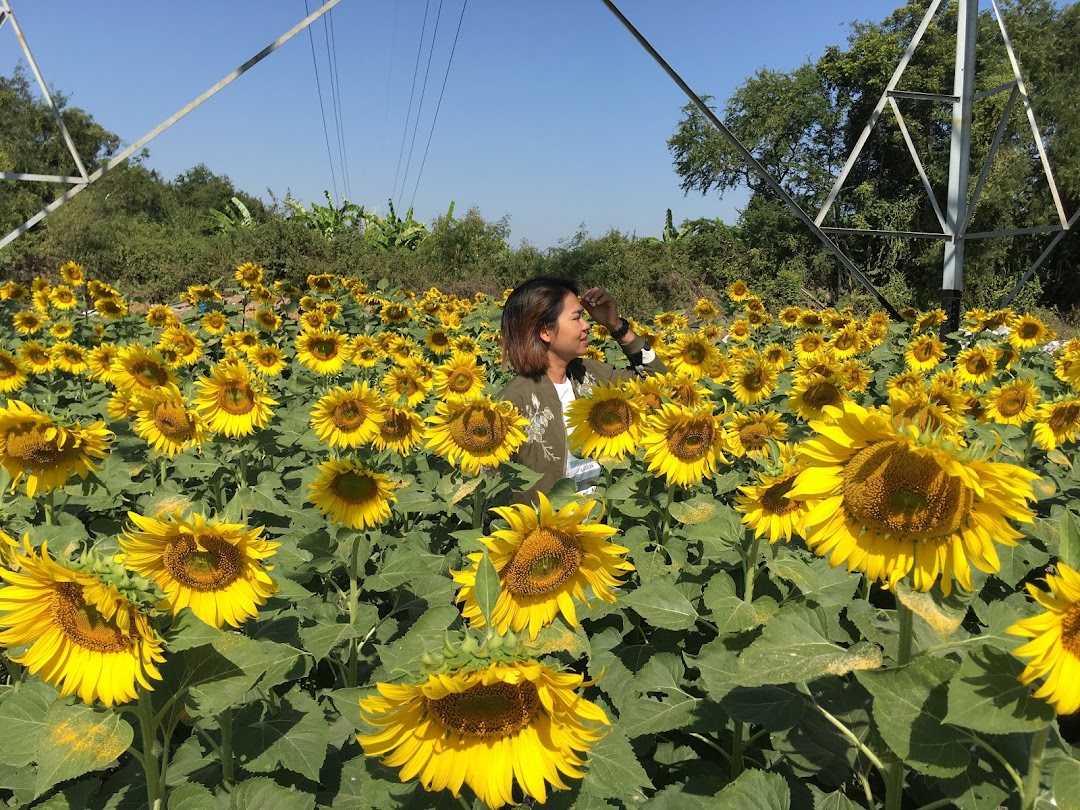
761 477 800 516
311 339 339 361
448 405 507 454
802 337 823 353
4 423 62 468
215 381 256 415
842 441 973 540
153 402 194 441
683 344 706 365
667 417 715 462
501 527 582 596
331 470 378 504
1062 603 1080 657
164 533 243 591
740 369 766 392
739 421 772 450
381 412 413 441
52 583 130 652
0 356 18 378
997 389 1030 417
428 680 541 739
1019 322 1041 340
132 360 170 388
1048 403 1080 433
588 399 633 437
803 380 843 410
430 332 449 347
450 370 476 393
966 355 991 375
332 400 368 431
641 391 664 411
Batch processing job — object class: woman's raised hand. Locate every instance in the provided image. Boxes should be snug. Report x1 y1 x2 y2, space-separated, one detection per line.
580 287 620 331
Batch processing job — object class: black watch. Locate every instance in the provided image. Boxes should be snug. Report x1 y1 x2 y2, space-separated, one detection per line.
608 317 630 342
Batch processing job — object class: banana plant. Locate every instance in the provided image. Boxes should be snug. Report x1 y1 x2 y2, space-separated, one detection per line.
284 191 363 240
204 196 256 234
361 200 429 250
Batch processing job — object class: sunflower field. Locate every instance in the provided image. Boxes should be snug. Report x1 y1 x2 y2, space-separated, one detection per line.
0 261 1079 810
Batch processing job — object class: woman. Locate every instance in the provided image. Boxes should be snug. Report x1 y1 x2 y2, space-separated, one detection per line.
498 276 666 501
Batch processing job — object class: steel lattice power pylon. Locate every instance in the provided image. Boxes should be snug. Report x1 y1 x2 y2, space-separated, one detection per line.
0 0 346 251
606 0 1076 330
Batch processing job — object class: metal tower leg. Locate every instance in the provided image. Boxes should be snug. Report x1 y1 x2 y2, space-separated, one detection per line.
941 0 979 333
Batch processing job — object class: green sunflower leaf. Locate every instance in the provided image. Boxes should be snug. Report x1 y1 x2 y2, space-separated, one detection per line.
34 701 134 799
166 782 217 810
945 645 1056 734
856 655 969 778
227 777 315 810
579 725 654 802
474 550 500 629
714 768 789 810
232 691 328 782
1060 507 1080 569
623 576 698 631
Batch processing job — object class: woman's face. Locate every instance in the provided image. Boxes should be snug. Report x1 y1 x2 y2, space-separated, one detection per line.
541 291 591 362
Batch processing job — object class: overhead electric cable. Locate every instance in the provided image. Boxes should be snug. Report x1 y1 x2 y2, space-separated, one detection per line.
397 0 445 207
392 0 433 206
303 0 340 201
382 3 399 148
410 0 469 209
325 8 352 198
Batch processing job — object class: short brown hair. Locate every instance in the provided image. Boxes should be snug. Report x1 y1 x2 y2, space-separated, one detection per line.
501 277 579 376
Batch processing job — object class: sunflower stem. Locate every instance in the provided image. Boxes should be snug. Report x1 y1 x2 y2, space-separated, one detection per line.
743 533 761 603
1020 725 1049 810
219 707 235 785
885 600 915 810
157 455 167 488
43 490 54 526
346 534 362 688
471 479 486 533
730 720 745 779
136 685 164 809
659 483 676 545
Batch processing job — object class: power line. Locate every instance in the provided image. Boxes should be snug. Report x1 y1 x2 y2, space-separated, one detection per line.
397 0 445 207
392 0 432 207
325 8 352 198
303 0 340 201
410 0 469 209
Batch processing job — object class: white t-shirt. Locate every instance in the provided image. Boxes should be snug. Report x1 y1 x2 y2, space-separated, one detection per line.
553 379 602 494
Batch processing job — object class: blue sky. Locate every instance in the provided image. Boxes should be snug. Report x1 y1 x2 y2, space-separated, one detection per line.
5 0 907 249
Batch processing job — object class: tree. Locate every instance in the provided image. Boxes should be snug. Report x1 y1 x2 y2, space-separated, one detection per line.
667 0 1080 312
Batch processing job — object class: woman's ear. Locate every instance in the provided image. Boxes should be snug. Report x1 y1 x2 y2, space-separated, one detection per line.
538 324 552 344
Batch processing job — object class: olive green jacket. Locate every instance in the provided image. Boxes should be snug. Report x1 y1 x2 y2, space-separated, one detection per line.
497 335 667 503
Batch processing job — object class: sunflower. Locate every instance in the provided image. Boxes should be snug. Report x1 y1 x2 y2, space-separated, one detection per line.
200 311 229 335
247 343 288 376
0 351 29 394
58 261 84 286
724 409 788 458
778 306 802 327
794 332 828 359
180 285 221 306
144 304 175 328
1008 313 1051 351
425 328 454 356
235 261 264 288
307 273 336 294
694 297 720 320
788 372 849 422
133 387 208 456
110 345 178 395
13 309 46 335
839 358 872 393
904 333 946 372
453 493 632 638
727 279 750 301
666 333 719 379
425 397 529 474
730 359 777 406
194 362 276 438
1032 398 1080 451
380 301 412 325
1007 563 1080 715
0 281 28 302
372 404 426 455
308 457 398 529
660 372 709 409
1055 350 1080 389
299 310 329 332
49 321 73 341
452 335 479 356
433 352 488 401
157 326 204 367
629 377 668 414
95 296 128 320
886 387 965 436
0 401 112 496
829 325 864 359
253 307 282 332
310 382 385 449
118 510 277 629
761 343 792 369
318 300 341 321
250 285 274 305
746 310 771 329
350 334 381 368
382 365 430 408
50 341 89 375
296 329 351 375
565 382 645 461
913 308 946 333
788 400 1038 596
48 285 77 311
726 319 752 343
735 449 814 543
985 378 1040 426
641 403 728 488
388 336 422 365
0 542 164 706
358 657 608 809
886 370 925 396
